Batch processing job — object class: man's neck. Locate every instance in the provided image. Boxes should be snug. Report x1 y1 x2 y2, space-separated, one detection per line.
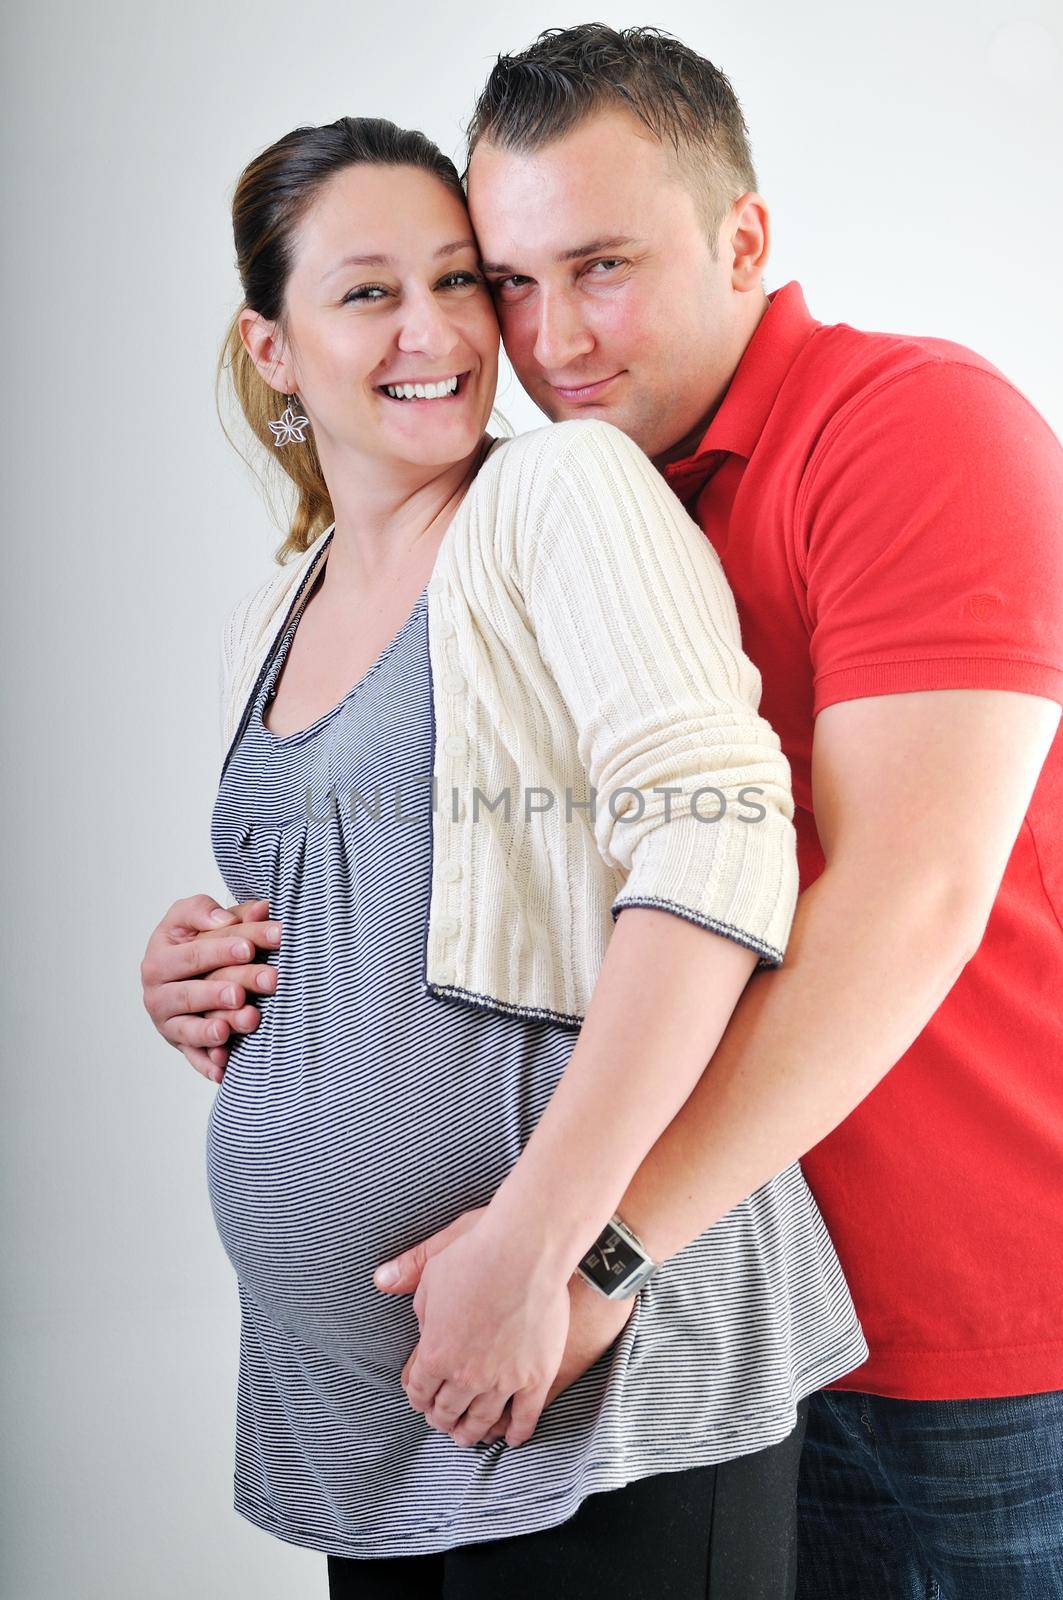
652 289 771 471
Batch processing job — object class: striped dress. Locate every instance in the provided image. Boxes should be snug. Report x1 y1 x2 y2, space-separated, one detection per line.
206 544 868 1560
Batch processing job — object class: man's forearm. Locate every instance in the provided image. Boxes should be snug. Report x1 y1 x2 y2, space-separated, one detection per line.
613 865 979 1265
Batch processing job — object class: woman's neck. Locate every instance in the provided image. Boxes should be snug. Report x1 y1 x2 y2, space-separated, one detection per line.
317 435 493 602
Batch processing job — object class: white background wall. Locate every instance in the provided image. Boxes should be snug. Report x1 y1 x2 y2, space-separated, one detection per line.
2 2 1060 1595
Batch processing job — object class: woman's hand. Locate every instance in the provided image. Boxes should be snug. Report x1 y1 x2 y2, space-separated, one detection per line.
478 1274 637 1445
398 1212 572 1449
404 1270 637 1448
378 1210 638 1449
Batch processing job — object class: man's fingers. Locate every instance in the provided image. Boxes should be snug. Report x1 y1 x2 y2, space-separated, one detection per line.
168 893 263 935
143 923 281 995
505 1384 550 1448
180 1042 229 1084
482 1401 512 1445
424 1379 484 1434
154 961 277 1030
448 1391 511 1448
161 1005 262 1052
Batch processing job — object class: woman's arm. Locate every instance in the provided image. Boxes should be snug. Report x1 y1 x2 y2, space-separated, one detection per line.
398 420 797 1446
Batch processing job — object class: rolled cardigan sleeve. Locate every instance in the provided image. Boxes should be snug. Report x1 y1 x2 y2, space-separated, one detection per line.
519 418 798 968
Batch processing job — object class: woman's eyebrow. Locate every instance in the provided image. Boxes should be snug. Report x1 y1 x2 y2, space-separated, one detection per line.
480 235 646 275
320 238 478 283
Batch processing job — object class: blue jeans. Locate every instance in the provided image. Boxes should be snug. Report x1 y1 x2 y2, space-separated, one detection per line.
796 1387 1063 1599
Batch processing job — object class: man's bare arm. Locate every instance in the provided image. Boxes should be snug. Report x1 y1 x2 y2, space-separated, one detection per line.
608 687 1061 1263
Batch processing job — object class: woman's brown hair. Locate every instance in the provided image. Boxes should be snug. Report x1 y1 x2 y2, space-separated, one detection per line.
216 115 470 563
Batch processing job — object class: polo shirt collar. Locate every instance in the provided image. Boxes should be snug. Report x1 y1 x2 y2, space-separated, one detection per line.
661 280 819 491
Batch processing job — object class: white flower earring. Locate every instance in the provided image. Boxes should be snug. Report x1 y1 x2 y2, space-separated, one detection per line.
269 393 310 447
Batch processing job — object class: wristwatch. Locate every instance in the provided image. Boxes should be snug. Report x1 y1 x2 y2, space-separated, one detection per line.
576 1212 657 1300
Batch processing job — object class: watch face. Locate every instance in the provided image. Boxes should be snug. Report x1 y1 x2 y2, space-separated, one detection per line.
580 1225 644 1292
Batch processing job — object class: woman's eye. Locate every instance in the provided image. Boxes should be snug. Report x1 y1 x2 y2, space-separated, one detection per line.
342 272 482 305
439 270 483 289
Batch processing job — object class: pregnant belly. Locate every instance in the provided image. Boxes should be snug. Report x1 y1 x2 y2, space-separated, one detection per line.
204 1050 534 1377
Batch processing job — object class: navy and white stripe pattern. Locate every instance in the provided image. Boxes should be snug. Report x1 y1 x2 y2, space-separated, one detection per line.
206 567 868 1561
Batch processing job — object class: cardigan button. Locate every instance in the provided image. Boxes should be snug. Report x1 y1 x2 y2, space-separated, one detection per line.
436 964 456 985
437 617 456 639
436 915 459 936
443 734 464 757
439 861 462 883
443 672 466 694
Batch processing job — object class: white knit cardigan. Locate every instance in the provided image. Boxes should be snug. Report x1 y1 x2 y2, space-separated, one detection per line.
218 419 798 1025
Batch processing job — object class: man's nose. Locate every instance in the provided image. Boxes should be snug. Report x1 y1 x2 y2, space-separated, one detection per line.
532 293 595 373
397 289 462 358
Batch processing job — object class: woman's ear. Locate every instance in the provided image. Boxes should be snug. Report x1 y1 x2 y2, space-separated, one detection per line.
238 306 293 396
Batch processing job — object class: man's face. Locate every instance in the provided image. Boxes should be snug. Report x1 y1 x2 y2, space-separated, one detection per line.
467 108 757 464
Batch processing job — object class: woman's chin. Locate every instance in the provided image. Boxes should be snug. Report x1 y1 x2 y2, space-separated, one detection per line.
379 414 490 468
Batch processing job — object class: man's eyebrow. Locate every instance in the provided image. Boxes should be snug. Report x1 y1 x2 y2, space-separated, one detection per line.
320 238 478 283
479 235 646 275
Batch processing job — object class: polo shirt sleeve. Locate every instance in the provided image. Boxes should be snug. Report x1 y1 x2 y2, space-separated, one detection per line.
800 359 1063 716
518 418 799 969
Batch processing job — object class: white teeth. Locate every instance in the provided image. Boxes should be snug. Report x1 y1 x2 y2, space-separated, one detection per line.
382 375 461 401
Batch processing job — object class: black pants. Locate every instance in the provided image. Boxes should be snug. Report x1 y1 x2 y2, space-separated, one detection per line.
327 1400 808 1600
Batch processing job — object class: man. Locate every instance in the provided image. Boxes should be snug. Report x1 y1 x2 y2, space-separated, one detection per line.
141 25 1063 1596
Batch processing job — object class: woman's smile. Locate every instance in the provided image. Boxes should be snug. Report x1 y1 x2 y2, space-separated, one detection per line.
374 368 474 405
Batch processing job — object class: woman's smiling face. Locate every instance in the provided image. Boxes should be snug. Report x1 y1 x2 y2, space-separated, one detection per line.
253 163 500 474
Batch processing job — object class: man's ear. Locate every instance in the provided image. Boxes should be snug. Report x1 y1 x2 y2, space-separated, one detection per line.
727 191 770 291
238 306 293 396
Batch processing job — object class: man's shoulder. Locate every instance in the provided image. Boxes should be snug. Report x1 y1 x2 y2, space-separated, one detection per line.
793 311 1027 434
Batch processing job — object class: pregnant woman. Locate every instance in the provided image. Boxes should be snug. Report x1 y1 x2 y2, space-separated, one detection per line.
203 114 866 1597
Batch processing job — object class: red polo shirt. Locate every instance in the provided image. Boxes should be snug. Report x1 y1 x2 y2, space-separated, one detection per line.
661 281 1063 1400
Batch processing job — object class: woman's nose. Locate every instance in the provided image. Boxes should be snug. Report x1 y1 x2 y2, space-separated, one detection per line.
396 289 463 358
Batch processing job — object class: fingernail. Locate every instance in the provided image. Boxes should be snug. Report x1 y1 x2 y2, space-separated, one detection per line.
210 908 235 924
375 1262 399 1287
222 984 238 1006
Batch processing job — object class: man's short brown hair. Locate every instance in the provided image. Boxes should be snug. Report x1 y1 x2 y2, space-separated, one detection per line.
463 23 758 248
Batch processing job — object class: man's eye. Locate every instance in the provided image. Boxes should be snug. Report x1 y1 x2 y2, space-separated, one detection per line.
491 275 531 294
587 259 624 273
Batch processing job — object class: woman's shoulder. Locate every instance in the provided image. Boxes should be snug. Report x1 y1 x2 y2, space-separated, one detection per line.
475 420 666 542
221 532 328 668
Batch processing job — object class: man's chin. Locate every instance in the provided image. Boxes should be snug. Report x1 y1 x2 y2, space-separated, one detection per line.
542 392 626 431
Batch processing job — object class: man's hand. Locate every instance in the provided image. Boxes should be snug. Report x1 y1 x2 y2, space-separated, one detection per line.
376 1209 637 1447
140 895 283 1083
